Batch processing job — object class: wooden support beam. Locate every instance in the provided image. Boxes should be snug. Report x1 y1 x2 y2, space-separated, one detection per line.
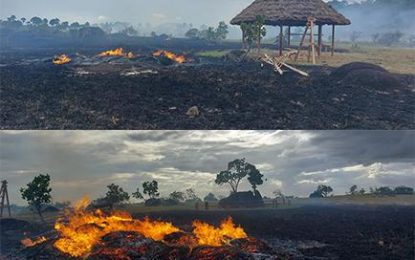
331 25 335 56
317 25 322 57
287 26 291 46
295 26 308 61
279 25 283 56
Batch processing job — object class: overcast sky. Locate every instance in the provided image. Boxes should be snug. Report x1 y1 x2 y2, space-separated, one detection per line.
0 0 360 26
1 130 413 205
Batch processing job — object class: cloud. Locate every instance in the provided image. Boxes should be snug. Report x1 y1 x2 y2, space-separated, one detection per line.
0 130 413 205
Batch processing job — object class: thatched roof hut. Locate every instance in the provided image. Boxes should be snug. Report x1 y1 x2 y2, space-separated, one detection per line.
231 0 351 26
231 0 351 57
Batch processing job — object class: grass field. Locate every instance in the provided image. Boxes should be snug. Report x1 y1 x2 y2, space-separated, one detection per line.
198 43 415 74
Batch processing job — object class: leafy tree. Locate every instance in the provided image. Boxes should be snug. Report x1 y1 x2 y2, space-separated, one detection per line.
60 21 69 30
30 17 43 26
185 188 200 201
359 188 366 195
49 18 60 27
215 158 264 193
394 186 414 195
169 191 185 202
309 185 333 198
241 16 267 53
348 185 358 195
70 22 80 29
104 183 130 208
374 186 394 196
185 28 200 39
20 174 52 222
215 21 228 41
203 193 218 202
143 180 160 199
7 15 17 22
132 188 144 200
20 17 26 24
120 26 138 36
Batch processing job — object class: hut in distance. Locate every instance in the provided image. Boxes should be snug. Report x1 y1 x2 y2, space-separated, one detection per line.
231 0 351 57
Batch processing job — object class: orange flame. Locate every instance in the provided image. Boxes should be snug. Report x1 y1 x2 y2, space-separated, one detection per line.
53 197 179 257
192 217 247 246
53 54 71 65
21 236 47 247
153 50 186 63
98 48 136 58
45 197 247 257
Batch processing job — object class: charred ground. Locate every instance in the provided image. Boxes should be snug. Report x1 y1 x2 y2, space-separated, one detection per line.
1 45 414 130
1 205 414 259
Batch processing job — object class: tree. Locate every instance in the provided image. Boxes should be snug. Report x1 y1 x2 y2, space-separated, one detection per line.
215 21 228 41
169 191 185 202
7 15 17 22
104 183 130 208
359 188 366 195
241 16 266 53
70 22 80 29
394 186 414 195
142 180 159 199
60 21 69 30
203 193 218 202
20 174 52 222
215 158 264 193
185 28 200 39
374 186 394 196
30 17 43 26
309 185 333 198
49 18 60 27
348 185 358 195
185 188 200 201
132 188 144 200
20 17 26 24
120 26 138 36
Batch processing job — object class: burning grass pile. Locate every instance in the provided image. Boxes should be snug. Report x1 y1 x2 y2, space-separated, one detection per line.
19 197 284 260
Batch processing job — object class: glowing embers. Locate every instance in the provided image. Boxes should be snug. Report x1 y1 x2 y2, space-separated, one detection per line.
153 50 186 64
98 48 136 58
53 54 72 65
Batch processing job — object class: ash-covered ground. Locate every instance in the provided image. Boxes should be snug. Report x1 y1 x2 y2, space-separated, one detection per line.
1 205 414 259
0 47 414 130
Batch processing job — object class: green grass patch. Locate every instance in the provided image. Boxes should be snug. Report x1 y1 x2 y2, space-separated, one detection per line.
196 50 230 58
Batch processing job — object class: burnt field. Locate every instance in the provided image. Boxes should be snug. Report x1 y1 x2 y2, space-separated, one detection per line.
1 205 414 260
0 47 414 130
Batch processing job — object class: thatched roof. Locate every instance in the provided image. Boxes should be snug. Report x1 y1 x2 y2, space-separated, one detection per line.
231 0 351 26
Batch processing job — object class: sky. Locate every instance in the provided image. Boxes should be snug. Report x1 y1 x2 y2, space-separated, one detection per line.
1 130 413 205
0 0 360 26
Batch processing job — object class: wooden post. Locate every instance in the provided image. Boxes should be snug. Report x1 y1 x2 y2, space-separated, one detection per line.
295 25 309 61
287 26 291 47
308 18 316 64
317 25 322 57
0 180 11 218
331 25 335 56
279 25 283 56
241 27 245 50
